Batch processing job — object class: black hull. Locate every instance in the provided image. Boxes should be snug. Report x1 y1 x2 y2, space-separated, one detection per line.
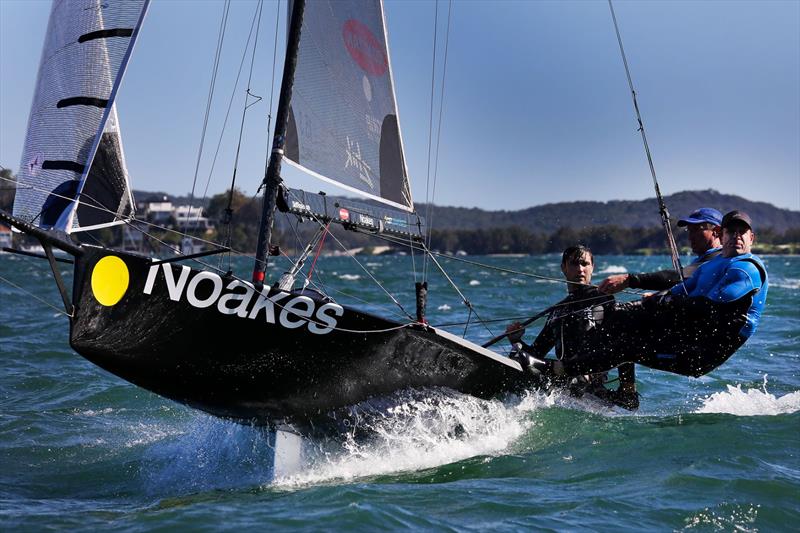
69 248 531 425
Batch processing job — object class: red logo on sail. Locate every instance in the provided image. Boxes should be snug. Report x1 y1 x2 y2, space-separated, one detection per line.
343 19 387 76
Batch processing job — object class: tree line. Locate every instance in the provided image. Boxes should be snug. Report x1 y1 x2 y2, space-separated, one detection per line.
2 179 799 255
427 225 800 255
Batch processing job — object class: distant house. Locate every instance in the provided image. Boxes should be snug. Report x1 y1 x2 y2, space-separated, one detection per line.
174 205 211 232
143 201 174 225
132 194 213 233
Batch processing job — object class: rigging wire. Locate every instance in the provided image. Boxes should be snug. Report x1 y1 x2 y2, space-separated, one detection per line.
306 222 330 282
0 273 73 318
0 192 628 340
422 244 496 338
185 0 231 231
424 0 453 278
607 0 685 290
421 1 439 280
370 228 645 296
222 0 266 269
0 169 644 300
261 0 283 182
194 0 272 215
282 190 415 320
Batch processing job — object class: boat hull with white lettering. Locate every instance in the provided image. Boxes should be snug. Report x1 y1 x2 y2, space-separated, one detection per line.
69 247 530 425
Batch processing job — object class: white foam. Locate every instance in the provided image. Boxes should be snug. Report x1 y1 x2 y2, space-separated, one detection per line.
125 422 184 448
695 376 800 416
437 304 452 311
338 274 361 281
682 503 760 531
596 265 627 274
76 407 114 417
468 280 480 286
273 389 551 488
770 277 800 290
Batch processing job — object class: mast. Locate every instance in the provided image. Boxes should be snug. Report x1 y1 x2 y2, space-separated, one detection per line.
252 0 306 290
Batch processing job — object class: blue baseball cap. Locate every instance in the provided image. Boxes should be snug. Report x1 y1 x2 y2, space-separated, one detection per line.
677 207 723 227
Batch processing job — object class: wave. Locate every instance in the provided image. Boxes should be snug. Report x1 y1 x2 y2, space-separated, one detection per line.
338 274 361 281
694 377 800 416
437 304 452 311
595 265 627 274
769 277 800 290
468 280 480 286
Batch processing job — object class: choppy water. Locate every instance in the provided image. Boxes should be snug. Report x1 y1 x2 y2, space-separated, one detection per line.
1 253 798 531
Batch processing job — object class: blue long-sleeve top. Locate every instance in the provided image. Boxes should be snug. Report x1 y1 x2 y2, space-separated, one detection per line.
671 253 768 338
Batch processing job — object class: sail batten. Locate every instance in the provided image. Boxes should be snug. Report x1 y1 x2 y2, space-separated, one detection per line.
285 0 413 212
12 0 149 233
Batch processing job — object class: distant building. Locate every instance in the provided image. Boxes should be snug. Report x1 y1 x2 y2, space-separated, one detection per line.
174 205 211 232
142 201 174 225
133 195 212 234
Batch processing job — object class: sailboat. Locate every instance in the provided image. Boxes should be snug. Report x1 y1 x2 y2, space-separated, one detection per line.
1 0 543 427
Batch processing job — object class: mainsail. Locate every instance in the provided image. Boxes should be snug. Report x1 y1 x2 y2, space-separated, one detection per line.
284 0 413 212
12 0 148 233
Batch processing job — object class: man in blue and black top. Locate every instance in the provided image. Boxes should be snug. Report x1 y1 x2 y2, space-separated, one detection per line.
598 207 723 294
522 210 768 381
506 245 639 409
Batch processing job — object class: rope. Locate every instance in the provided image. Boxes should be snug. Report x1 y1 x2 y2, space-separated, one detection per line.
370 229 645 296
306 222 330 282
1 171 648 303
607 0 685 290
422 244 495 338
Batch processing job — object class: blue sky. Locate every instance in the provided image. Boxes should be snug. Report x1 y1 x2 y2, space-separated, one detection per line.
1 0 798 212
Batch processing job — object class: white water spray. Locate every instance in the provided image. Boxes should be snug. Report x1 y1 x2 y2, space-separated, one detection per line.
695 376 800 416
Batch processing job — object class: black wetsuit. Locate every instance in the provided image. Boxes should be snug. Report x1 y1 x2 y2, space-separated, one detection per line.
515 285 615 391
558 254 767 378
525 285 615 364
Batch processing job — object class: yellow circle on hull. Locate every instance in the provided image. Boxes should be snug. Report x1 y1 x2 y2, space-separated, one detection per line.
91 256 130 306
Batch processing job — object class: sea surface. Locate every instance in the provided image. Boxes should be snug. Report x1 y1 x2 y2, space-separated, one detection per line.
1 252 798 531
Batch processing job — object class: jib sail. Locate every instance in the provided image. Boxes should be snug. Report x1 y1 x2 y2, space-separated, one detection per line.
284 0 413 212
12 0 149 233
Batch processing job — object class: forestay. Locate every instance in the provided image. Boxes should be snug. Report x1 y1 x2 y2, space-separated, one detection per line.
13 0 148 233
284 0 413 212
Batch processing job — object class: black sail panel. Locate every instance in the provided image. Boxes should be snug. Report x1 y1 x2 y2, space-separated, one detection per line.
77 130 133 228
378 114 406 207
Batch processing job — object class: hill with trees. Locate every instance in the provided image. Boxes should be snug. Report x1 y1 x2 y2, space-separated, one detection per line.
1 171 798 254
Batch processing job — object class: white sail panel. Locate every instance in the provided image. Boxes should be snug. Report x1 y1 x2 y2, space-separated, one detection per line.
12 0 148 232
285 0 413 212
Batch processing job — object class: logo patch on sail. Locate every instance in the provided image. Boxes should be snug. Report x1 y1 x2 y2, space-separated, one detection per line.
342 19 388 76
91 255 130 306
142 264 343 334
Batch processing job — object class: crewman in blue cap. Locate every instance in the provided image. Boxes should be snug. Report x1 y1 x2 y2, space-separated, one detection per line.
517 210 768 382
598 207 723 294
